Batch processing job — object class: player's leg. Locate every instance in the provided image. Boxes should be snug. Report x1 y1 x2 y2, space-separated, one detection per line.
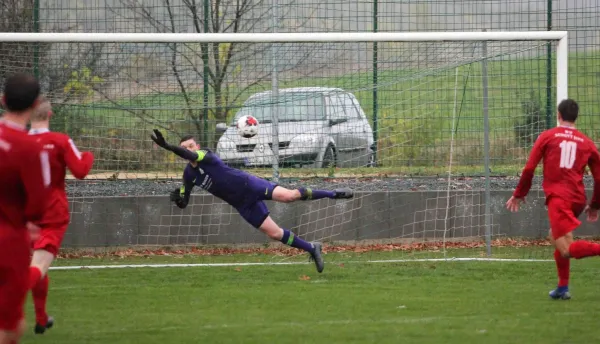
0 236 30 344
547 198 600 299
271 186 353 203
549 229 573 300
29 228 63 333
30 249 54 332
237 201 324 272
259 216 324 273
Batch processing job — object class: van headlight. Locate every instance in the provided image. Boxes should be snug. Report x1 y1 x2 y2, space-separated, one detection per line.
290 135 319 149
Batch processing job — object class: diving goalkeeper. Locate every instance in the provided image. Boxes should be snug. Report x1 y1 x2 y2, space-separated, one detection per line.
151 130 354 273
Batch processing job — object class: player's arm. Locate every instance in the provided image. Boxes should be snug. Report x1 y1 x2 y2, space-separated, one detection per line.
20 146 52 221
64 137 94 179
170 178 194 209
513 134 546 198
150 129 202 162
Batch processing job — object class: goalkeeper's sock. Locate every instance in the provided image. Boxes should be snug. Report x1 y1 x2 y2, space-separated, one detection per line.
568 240 600 259
29 267 42 289
32 275 49 326
298 187 335 200
281 229 315 253
554 249 570 287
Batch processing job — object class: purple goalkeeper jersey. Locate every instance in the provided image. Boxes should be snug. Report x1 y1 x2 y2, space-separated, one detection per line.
181 150 275 208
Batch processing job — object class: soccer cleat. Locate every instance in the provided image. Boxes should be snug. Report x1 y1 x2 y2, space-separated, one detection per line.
309 242 325 273
34 316 54 335
333 188 354 199
549 287 571 300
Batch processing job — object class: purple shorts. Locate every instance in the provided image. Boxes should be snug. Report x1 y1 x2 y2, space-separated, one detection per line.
235 176 278 228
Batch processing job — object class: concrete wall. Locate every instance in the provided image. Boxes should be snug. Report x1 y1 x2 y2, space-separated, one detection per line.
62 191 600 249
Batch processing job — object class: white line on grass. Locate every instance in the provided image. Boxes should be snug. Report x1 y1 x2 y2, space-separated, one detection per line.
50 257 553 270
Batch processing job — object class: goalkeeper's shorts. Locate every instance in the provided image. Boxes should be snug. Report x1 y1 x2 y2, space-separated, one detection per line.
236 200 270 229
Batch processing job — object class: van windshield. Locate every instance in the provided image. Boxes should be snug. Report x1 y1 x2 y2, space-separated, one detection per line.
233 93 325 124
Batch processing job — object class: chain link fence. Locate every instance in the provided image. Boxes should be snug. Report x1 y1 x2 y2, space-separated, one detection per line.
1 0 598 176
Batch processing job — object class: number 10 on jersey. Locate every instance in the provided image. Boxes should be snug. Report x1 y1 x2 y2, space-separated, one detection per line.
559 140 577 169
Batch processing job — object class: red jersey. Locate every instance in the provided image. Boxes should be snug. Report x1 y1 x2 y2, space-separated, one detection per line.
0 120 51 231
29 128 94 226
514 126 600 207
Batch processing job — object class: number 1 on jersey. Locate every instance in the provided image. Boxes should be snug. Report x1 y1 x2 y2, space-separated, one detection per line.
559 140 577 169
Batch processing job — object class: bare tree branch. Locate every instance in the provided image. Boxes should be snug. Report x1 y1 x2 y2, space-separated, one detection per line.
112 0 332 146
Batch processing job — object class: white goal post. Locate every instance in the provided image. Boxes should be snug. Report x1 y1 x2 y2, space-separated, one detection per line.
1 31 568 106
0 31 570 269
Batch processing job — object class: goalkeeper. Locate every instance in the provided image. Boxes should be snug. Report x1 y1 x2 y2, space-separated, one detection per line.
151 130 354 273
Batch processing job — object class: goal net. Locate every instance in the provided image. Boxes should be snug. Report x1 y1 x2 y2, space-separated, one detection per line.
0 31 569 268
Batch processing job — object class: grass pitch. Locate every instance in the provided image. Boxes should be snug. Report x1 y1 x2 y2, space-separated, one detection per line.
23 257 600 344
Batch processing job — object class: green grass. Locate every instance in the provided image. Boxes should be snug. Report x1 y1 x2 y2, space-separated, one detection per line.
24 258 600 343
52 245 556 267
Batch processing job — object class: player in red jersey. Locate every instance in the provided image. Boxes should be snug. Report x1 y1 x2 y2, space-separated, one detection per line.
27 97 94 334
507 99 600 300
0 73 51 344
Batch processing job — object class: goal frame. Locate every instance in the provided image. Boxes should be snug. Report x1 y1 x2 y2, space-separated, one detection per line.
0 31 569 106
0 31 568 268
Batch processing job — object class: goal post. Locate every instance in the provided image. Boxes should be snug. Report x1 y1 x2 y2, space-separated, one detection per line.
0 31 571 267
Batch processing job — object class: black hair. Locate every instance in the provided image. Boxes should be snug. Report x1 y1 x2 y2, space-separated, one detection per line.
558 99 579 123
3 73 40 112
179 135 196 144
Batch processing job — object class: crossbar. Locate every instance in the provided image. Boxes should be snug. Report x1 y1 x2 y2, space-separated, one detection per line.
0 31 568 43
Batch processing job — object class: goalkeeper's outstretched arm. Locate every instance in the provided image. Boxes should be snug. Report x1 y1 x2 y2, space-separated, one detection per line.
151 129 199 162
171 180 194 209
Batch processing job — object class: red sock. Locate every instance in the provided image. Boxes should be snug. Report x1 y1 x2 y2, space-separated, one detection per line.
554 249 570 287
32 275 49 326
29 266 42 290
569 240 600 259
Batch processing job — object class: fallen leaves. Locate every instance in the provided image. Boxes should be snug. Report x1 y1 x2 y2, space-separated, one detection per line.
55 237 578 260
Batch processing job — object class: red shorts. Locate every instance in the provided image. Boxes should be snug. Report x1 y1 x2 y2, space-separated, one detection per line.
547 197 585 240
0 230 30 331
32 224 67 256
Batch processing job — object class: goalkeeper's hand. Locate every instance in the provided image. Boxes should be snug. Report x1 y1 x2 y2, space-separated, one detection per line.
170 188 187 209
151 129 170 150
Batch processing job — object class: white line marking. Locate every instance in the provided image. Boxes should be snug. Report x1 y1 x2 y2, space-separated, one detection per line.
50 257 553 270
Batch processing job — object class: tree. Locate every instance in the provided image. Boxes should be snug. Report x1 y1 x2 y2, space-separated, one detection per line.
111 0 329 147
0 0 117 118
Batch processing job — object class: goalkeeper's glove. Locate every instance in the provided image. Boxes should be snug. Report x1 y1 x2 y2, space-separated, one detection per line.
170 188 188 209
151 129 171 150
151 129 199 162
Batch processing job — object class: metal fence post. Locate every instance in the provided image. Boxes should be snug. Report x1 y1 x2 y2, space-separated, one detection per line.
481 34 492 257
33 0 40 79
546 0 553 128
372 0 379 163
202 0 210 147
271 0 280 183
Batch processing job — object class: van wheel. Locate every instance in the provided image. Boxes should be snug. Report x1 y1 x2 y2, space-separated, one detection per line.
367 151 376 167
321 145 336 168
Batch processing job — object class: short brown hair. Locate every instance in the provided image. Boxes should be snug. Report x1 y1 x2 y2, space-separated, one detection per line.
30 96 52 122
558 99 579 123
3 73 40 112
